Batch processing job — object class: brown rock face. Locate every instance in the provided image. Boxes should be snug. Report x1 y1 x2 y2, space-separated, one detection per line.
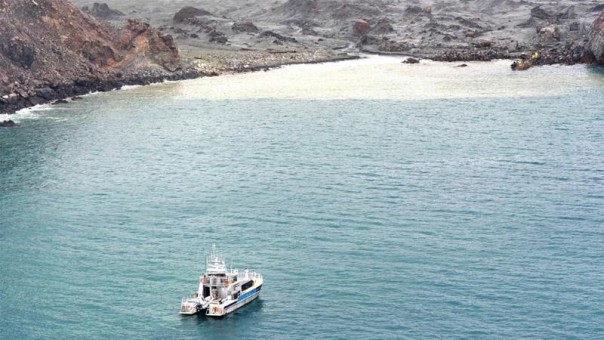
353 19 370 36
0 0 184 113
119 20 180 71
590 11 604 63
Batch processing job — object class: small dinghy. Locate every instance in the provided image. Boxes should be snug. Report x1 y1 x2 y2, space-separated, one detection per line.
180 245 263 317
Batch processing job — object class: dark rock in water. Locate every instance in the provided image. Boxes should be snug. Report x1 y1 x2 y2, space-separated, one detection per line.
353 19 370 36
402 57 420 64
173 6 212 23
53 99 68 105
71 96 83 100
232 22 259 33
0 120 19 128
457 64 468 67
511 57 532 71
82 3 124 20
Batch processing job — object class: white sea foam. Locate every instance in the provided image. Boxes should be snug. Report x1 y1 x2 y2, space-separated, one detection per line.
120 84 144 91
0 103 55 121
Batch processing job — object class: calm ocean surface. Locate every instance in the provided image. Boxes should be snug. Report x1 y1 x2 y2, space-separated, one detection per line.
1 57 603 339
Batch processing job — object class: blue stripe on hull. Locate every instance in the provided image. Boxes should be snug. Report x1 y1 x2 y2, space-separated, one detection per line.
237 284 262 302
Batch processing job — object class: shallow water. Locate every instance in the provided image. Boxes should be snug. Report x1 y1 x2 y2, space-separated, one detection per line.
1 57 603 339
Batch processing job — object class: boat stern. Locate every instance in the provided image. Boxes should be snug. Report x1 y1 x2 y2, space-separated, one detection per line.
179 298 207 315
206 304 225 317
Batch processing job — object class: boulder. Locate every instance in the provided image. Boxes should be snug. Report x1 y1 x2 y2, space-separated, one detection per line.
539 24 561 42
402 57 420 64
208 30 228 44
173 6 212 23
0 120 19 128
260 31 297 43
232 22 259 33
36 87 56 100
511 57 532 71
478 39 493 48
353 19 370 36
82 3 124 20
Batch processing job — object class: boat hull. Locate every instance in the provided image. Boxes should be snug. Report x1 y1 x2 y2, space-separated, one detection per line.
206 284 262 317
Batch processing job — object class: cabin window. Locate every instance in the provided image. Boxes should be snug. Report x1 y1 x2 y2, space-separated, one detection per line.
241 280 253 291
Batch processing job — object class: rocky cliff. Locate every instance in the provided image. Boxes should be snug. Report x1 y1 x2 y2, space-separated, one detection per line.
589 11 604 64
0 0 195 114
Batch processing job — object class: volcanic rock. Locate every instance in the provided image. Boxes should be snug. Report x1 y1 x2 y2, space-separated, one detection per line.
372 18 394 34
0 120 19 128
589 11 604 63
353 19 370 36
82 3 124 20
173 6 212 23
209 30 228 44
232 22 259 33
260 31 297 43
539 25 561 42
402 57 420 64
0 0 188 114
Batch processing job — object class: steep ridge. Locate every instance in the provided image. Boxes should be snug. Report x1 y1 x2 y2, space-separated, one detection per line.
0 0 196 114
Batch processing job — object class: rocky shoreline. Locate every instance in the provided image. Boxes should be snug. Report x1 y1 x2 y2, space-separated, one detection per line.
1 50 359 116
3 0 604 117
1 67 199 115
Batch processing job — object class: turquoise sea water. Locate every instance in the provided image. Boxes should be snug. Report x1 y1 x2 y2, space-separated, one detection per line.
1 58 604 338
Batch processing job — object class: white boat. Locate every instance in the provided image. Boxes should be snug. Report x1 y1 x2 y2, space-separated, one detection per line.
180 245 263 317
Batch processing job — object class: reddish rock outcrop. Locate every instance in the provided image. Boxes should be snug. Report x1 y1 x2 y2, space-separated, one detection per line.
353 19 370 36
0 0 191 114
589 11 604 63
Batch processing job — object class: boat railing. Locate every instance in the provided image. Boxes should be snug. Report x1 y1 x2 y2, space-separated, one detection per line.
207 276 230 286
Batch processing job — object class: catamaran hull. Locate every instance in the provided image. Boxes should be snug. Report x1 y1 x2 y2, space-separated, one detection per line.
206 285 262 317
